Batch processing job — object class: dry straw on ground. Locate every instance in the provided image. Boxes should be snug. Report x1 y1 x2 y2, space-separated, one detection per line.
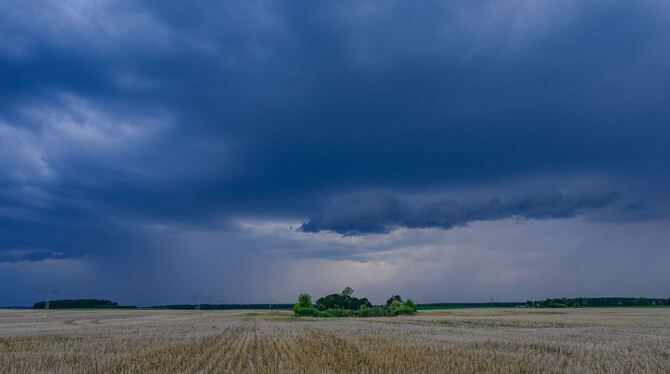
1 308 669 373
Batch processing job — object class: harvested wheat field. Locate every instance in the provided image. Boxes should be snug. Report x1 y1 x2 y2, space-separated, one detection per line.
1 308 669 373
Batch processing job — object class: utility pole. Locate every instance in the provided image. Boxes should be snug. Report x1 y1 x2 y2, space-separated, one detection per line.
38 289 60 310
193 295 207 311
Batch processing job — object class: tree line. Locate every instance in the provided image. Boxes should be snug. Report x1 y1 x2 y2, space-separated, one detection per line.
32 299 135 309
527 297 670 308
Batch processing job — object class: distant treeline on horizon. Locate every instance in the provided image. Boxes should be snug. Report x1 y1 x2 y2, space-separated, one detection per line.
32 299 137 309
27 297 670 310
417 302 521 310
525 297 670 308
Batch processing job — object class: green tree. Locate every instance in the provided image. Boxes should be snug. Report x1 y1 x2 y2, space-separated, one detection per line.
404 298 417 311
385 295 402 307
316 291 371 310
293 293 312 314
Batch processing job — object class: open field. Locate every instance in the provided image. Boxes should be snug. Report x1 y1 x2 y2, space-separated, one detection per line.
1 308 669 373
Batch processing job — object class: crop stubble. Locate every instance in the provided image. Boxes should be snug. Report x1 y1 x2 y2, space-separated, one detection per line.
1 308 669 373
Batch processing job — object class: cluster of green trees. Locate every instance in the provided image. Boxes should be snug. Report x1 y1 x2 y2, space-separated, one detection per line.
526 297 670 308
315 287 371 310
293 287 417 317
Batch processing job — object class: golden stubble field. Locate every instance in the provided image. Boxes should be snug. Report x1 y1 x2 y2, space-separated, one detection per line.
1 308 669 373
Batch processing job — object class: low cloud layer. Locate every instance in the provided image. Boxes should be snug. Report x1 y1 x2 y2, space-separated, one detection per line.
300 191 617 235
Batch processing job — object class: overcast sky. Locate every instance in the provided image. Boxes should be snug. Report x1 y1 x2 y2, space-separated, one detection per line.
1 0 669 306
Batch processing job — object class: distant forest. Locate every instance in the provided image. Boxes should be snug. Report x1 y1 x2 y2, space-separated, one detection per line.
526 297 670 308
418 302 522 310
32 299 136 309
29 297 670 310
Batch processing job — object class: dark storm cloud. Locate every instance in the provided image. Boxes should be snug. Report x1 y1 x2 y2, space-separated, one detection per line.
300 190 618 235
0 249 74 263
0 0 669 268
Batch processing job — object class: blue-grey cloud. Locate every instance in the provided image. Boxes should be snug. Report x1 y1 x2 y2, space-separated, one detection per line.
0 249 74 264
300 191 618 235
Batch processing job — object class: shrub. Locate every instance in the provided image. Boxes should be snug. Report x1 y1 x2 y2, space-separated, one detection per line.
397 306 416 315
386 295 402 307
297 306 417 317
353 307 387 317
390 300 403 309
386 308 400 317
295 307 319 317
317 310 335 317
387 306 416 316
325 309 354 317
293 293 312 314
403 298 417 311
